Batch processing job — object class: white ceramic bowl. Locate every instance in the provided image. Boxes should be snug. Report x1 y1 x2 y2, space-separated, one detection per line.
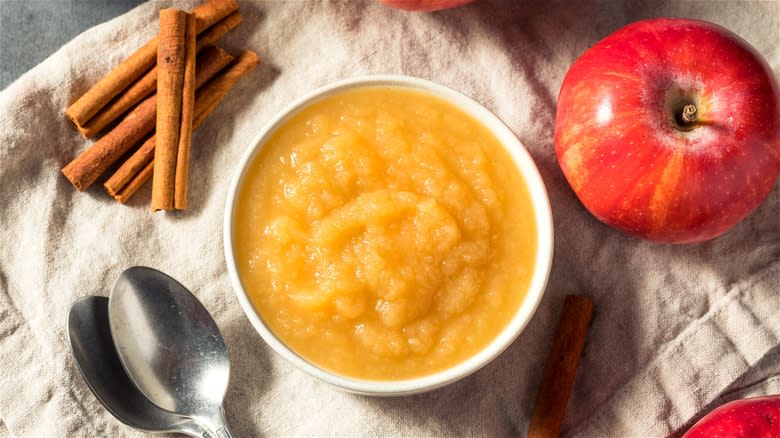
224 75 554 396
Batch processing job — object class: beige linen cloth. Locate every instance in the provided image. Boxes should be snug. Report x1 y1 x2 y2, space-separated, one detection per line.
1 1 778 436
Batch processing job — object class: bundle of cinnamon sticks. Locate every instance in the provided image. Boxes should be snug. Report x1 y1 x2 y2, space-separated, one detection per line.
62 0 260 211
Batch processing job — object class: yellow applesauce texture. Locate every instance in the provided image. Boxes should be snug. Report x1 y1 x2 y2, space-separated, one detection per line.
235 86 537 380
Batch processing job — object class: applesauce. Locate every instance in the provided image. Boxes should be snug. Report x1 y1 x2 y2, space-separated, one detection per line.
234 86 537 380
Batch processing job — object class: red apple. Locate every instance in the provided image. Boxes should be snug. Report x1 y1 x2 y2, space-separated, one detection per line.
683 395 780 437
554 18 780 243
377 0 474 12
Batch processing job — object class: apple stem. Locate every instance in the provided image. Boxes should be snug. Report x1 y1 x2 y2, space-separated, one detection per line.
681 104 697 124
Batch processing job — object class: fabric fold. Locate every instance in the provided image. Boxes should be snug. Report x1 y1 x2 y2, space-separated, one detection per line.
567 263 780 437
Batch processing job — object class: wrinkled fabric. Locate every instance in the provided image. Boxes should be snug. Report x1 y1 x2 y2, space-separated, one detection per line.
0 1 778 437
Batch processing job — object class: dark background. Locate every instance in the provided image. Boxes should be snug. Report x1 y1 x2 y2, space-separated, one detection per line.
0 0 145 89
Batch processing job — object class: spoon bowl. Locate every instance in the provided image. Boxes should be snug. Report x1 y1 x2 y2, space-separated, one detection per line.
109 266 233 437
67 296 206 436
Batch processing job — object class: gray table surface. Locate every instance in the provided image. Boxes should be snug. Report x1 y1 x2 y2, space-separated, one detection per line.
0 0 145 90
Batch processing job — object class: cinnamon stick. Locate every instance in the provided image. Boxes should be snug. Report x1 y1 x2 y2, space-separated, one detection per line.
152 9 189 212
62 47 233 191
76 66 158 139
105 50 260 203
65 38 157 132
192 0 239 33
105 135 156 197
193 50 261 118
75 11 244 139
114 160 154 204
196 11 243 50
173 14 197 210
62 97 157 191
527 295 594 438
64 0 238 131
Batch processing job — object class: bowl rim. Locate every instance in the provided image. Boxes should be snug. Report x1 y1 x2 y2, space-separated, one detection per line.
223 74 554 396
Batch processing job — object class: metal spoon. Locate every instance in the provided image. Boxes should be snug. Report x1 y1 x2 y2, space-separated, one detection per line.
109 266 233 438
67 296 208 436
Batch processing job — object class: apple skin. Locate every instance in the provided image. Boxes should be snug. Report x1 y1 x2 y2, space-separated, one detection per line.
377 0 474 12
554 18 780 243
683 395 780 438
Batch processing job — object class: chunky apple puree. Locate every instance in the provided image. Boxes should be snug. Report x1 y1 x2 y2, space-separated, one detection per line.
235 86 537 380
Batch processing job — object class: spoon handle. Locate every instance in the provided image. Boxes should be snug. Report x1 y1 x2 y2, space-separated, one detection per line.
202 424 233 438
211 427 233 438
179 420 211 438
198 407 233 438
